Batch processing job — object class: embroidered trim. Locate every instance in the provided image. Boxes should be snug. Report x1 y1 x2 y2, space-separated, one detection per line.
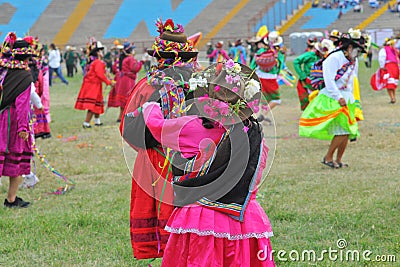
165 226 274 240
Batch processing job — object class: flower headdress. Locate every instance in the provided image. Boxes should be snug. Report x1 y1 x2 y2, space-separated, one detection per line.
0 32 33 70
339 28 367 53
191 59 261 125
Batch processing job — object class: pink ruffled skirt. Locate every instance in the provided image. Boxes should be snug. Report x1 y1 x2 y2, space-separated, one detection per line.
161 197 275 267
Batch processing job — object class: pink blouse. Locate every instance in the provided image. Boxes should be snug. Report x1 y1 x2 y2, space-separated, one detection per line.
142 102 226 158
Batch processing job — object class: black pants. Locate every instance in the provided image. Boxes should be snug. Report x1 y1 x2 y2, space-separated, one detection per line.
66 64 74 77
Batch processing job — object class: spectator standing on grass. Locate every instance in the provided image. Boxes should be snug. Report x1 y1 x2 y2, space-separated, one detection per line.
48 43 68 86
378 38 399 103
299 29 367 168
0 33 34 208
64 46 76 78
74 40 115 128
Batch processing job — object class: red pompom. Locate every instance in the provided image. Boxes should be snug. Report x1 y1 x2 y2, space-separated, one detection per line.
164 19 175 30
23 36 34 45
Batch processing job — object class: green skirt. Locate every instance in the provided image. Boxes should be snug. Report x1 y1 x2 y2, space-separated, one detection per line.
299 94 359 140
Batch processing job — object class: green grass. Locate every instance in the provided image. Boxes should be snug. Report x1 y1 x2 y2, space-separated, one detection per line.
0 61 399 266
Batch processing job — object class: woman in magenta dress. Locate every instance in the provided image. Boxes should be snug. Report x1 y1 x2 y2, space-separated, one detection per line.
29 52 51 139
138 61 275 266
0 33 34 208
108 42 142 122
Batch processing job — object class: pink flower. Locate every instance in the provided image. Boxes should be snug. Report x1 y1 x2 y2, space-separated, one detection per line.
214 85 221 92
176 24 184 33
261 104 269 112
247 99 260 113
243 126 249 133
218 102 230 116
225 59 235 69
203 104 213 114
231 87 239 93
232 75 241 83
225 74 234 84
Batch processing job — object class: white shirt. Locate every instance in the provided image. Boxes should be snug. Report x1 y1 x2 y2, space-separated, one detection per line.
319 50 358 104
378 48 387 68
48 49 61 68
30 83 43 109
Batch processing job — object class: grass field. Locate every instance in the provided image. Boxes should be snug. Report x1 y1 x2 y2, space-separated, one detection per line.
0 59 399 267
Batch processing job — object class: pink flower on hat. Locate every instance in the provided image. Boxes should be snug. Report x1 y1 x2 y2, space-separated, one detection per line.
215 101 229 116
225 74 234 84
247 99 260 113
225 59 235 69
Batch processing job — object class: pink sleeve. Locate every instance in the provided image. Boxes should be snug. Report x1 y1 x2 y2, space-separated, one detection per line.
207 50 217 58
142 102 225 158
16 86 31 133
222 50 230 60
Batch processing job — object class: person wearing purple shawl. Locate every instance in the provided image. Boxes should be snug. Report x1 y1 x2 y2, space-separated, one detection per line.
0 32 34 208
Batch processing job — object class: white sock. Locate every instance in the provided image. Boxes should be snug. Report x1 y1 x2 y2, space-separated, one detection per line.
94 118 101 124
83 122 90 127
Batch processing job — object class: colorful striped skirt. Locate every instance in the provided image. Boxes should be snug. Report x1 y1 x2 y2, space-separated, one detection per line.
299 94 359 140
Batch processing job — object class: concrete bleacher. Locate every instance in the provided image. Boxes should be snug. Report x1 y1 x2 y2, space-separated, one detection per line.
369 6 400 31
30 0 80 44
0 0 52 41
1 0 398 52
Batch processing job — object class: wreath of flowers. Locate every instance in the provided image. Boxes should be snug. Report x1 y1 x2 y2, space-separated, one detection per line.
189 59 261 124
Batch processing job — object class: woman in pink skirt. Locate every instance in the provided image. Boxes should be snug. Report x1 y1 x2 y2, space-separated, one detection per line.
0 33 34 208
139 61 275 266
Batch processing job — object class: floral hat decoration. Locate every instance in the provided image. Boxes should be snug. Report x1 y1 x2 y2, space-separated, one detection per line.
339 28 366 53
147 18 198 64
0 32 34 70
191 59 261 126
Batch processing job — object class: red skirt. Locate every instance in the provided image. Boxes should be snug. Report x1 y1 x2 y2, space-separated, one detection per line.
296 78 312 111
385 62 399 90
260 78 280 103
75 81 104 114
130 148 174 259
108 75 136 108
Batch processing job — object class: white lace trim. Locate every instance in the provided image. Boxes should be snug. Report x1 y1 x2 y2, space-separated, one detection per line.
165 226 274 240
